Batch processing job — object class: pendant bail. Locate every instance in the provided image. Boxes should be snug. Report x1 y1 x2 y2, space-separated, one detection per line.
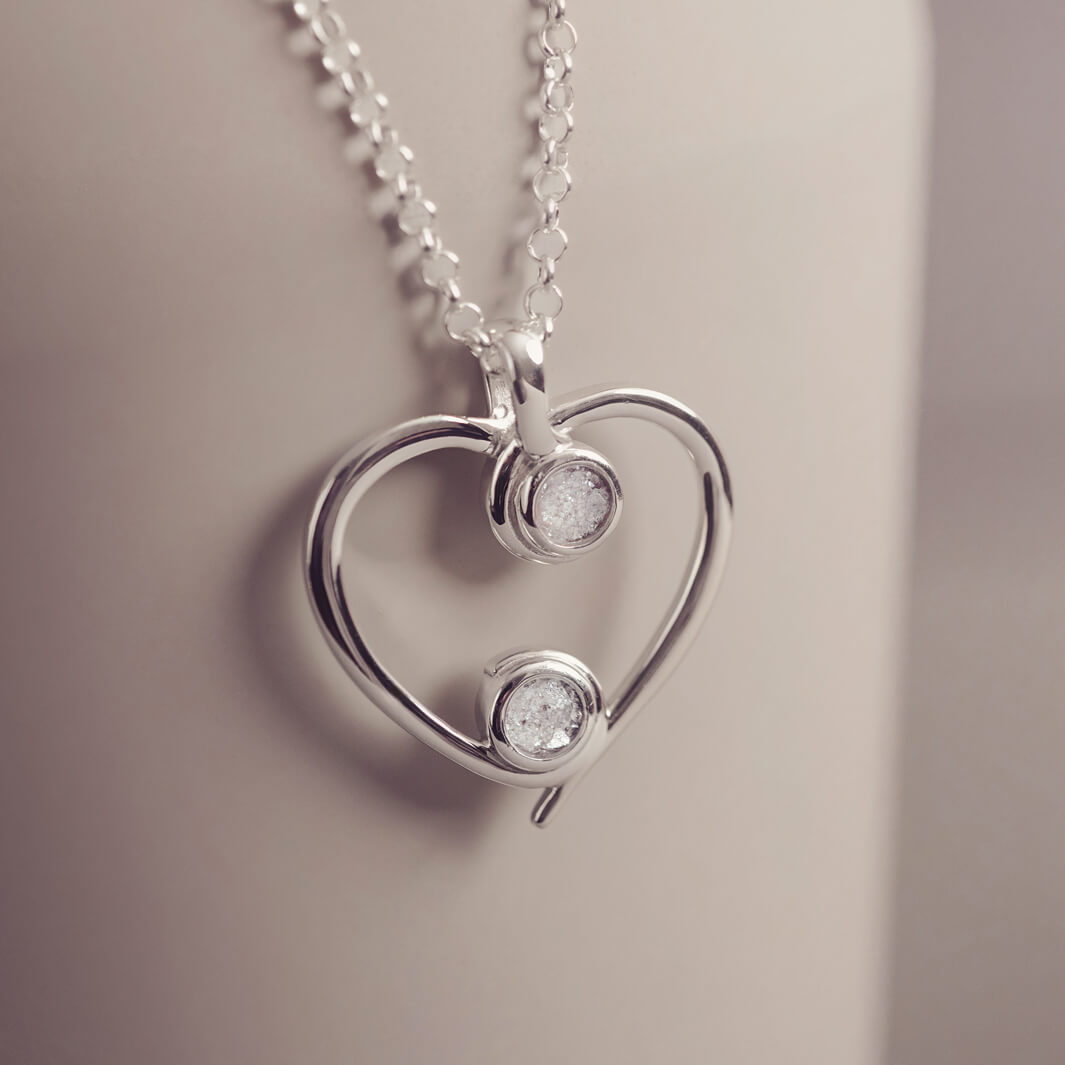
480 323 563 456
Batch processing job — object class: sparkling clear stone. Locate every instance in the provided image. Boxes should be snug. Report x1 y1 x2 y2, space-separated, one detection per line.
502 676 585 759
534 463 613 546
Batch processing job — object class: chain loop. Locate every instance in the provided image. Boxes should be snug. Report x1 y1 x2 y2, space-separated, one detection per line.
289 0 576 354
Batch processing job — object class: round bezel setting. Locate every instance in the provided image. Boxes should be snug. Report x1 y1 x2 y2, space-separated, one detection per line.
529 458 617 549
485 443 622 564
478 649 605 772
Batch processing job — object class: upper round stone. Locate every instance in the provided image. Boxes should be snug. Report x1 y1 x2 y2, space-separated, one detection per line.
532 462 615 547
501 675 586 759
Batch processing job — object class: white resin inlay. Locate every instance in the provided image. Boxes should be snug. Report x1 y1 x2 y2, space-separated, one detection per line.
533 463 613 546
501 676 585 758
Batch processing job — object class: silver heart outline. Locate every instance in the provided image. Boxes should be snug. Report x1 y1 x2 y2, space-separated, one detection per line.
305 387 733 825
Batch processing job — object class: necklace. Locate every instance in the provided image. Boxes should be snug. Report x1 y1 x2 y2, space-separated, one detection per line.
289 0 733 826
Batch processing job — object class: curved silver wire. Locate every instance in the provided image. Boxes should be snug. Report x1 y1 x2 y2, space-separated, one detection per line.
531 388 734 824
305 384 733 824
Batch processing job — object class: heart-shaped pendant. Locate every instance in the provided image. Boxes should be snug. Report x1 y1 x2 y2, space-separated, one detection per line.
305 327 733 825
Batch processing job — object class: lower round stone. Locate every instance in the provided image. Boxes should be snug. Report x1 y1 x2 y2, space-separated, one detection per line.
532 462 615 547
501 675 586 759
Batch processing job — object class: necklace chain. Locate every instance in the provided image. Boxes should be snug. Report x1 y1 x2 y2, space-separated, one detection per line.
289 0 578 358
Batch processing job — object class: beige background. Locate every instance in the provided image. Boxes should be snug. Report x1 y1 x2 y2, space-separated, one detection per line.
0 3 925 1063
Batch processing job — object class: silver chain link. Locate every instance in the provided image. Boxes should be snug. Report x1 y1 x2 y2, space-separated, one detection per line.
289 0 577 358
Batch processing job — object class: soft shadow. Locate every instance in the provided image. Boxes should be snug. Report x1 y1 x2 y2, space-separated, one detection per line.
241 467 499 839
241 435 628 835
264 1 548 360
424 439 517 584
244 0 628 829
489 1 550 320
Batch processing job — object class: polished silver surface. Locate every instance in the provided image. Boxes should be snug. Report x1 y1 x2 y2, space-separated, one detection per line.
489 329 560 458
286 0 577 354
487 438 622 564
477 648 606 773
287 3 733 826
482 327 623 563
305 330 733 826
